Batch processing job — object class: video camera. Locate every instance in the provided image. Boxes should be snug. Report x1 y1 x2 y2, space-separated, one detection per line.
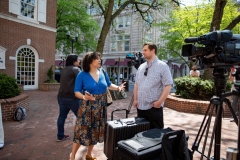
182 30 240 67
126 52 146 69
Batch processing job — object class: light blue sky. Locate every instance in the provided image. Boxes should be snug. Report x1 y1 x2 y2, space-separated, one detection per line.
180 0 207 6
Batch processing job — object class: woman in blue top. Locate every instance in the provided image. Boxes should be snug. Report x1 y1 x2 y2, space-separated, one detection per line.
70 52 125 160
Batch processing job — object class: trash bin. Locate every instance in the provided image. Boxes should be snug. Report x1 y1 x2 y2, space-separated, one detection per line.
55 70 61 83
122 79 129 91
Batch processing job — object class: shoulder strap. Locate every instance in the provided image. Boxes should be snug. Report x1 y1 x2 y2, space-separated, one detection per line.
102 68 107 79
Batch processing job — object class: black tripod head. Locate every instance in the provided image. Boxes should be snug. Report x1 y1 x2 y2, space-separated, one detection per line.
211 65 231 97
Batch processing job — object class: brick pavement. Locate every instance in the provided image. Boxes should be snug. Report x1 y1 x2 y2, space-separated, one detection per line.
0 90 238 160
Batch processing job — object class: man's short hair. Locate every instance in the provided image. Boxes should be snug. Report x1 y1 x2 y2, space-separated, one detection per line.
143 42 157 54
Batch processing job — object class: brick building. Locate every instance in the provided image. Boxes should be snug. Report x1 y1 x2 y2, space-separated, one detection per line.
0 0 57 90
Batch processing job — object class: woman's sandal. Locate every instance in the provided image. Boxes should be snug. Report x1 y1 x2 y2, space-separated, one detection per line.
85 154 97 160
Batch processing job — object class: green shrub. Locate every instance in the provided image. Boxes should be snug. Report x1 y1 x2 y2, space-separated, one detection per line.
0 73 20 99
44 65 58 83
174 76 231 100
109 77 115 83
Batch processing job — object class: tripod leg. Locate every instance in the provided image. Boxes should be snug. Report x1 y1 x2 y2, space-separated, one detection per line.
222 97 240 160
205 102 224 159
224 97 238 125
214 101 225 160
192 102 214 155
200 103 216 160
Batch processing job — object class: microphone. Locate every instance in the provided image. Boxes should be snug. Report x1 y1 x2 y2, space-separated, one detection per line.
184 37 198 43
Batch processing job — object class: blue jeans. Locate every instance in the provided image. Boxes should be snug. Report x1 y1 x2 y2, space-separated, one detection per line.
57 96 80 139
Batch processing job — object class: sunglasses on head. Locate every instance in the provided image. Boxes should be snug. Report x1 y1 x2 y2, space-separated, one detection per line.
144 67 148 76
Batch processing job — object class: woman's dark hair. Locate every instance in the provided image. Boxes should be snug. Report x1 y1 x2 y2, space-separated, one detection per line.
65 55 79 66
143 42 158 54
82 52 101 72
192 65 197 70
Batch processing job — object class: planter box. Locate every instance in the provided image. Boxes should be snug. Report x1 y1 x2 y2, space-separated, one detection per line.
165 94 232 117
1 93 29 121
39 83 60 91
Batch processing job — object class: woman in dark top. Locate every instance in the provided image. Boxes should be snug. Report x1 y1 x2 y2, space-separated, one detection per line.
57 55 81 142
69 52 125 160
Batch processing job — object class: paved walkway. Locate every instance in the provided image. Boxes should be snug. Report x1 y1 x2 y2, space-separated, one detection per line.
0 90 238 160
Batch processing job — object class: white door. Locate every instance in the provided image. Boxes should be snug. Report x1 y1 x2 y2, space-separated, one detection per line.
16 46 39 90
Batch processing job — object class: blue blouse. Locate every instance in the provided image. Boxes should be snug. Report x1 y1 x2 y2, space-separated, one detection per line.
74 69 112 95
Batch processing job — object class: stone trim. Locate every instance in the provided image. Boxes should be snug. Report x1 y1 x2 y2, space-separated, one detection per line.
0 93 29 121
165 95 232 118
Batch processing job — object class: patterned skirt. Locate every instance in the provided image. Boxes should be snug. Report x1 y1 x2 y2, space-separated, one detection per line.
73 93 107 146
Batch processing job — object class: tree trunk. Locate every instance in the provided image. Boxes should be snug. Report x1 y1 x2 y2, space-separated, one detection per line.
202 68 213 80
203 0 227 80
96 20 112 54
96 0 114 54
209 0 227 31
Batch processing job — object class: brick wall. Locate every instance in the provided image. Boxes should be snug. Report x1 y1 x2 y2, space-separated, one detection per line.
165 95 232 118
1 93 29 121
0 0 57 88
0 18 56 84
0 0 57 28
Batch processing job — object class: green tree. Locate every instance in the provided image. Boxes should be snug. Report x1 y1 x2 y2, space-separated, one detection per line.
158 0 240 61
56 0 100 55
84 0 179 54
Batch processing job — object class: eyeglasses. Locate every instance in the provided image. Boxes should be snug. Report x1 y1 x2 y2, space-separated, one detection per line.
144 67 148 76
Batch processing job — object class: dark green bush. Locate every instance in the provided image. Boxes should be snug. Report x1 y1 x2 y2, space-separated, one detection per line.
44 65 58 83
0 73 20 99
174 76 231 100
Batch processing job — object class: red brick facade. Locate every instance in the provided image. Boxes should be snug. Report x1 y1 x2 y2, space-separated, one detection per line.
0 0 57 89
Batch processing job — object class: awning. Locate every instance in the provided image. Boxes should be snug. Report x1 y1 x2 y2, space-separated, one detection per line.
55 60 64 66
103 59 131 66
118 59 131 66
103 59 116 65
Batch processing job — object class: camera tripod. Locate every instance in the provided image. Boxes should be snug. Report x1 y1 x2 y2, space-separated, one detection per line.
192 67 239 160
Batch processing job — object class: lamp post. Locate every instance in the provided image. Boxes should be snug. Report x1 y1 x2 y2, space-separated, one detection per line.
60 56 66 67
66 31 78 54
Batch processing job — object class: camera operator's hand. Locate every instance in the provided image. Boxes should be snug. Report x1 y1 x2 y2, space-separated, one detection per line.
151 100 162 108
133 100 138 108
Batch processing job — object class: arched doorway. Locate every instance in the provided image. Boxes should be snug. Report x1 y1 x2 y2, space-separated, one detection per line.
15 46 39 90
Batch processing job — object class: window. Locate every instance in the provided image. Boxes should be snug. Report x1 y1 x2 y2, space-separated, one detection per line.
20 0 35 18
111 35 130 52
125 16 131 27
118 17 123 28
117 16 131 28
9 0 47 23
17 47 36 86
145 33 152 42
124 35 130 51
146 13 153 26
111 36 117 52
0 46 6 69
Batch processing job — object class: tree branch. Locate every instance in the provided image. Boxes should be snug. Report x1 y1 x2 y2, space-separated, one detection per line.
224 15 240 30
96 0 105 14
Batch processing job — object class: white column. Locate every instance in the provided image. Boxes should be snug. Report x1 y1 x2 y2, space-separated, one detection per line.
0 103 4 148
